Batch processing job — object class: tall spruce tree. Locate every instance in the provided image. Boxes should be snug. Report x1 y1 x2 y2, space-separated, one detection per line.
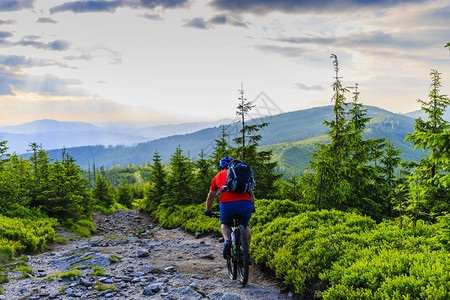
167 146 194 205
92 173 115 209
210 125 233 171
405 70 450 221
306 54 396 219
231 85 281 199
193 150 215 202
143 151 167 211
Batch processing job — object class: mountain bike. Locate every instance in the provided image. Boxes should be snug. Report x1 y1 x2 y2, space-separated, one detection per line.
212 213 250 286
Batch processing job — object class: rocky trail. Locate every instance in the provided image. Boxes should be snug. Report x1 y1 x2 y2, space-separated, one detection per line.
1 210 295 299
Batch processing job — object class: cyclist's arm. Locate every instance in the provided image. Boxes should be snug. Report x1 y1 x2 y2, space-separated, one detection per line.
206 189 216 211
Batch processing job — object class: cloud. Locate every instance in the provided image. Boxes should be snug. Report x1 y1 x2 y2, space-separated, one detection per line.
0 58 85 96
255 45 311 57
64 46 122 64
50 0 189 14
37 17 58 24
295 82 325 91
16 38 71 51
209 14 248 28
271 30 433 57
0 0 34 12
140 13 163 20
183 17 211 30
184 14 249 30
0 31 13 39
0 55 63 69
210 0 426 15
0 19 17 25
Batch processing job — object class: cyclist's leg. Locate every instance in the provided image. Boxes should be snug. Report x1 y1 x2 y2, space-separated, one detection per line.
221 223 232 242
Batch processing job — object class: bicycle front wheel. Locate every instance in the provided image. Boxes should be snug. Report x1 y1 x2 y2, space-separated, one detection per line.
236 225 250 286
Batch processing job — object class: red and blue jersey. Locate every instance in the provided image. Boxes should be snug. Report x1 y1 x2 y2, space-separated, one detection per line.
210 169 252 203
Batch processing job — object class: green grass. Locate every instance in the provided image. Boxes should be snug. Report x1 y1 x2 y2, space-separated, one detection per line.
90 266 105 276
69 255 94 266
109 254 121 263
96 283 116 291
46 269 82 280
13 265 33 277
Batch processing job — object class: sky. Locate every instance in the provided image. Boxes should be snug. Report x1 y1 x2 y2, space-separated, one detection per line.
0 0 449 126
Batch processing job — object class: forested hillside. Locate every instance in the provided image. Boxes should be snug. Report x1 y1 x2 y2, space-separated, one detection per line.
34 105 421 171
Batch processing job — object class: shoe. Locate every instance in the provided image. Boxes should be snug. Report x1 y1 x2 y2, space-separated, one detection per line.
222 241 231 258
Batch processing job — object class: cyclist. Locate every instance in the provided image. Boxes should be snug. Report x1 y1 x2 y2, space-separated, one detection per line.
204 156 255 261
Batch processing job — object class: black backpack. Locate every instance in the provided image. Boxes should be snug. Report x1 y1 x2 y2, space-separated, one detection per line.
222 160 255 193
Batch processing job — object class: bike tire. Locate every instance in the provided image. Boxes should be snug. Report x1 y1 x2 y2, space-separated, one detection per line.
236 225 250 286
226 237 237 280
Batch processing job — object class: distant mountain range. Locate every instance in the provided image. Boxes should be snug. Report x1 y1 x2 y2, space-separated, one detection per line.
13 105 441 172
6 105 448 173
0 119 231 154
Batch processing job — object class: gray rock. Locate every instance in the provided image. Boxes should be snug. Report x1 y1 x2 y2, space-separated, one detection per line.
137 250 149 257
80 278 94 287
149 284 160 293
200 253 215 260
222 294 242 300
208 291 224 300
143 286 154 295
164 266 175 273
189 282 198 290
65 288 74 295
171 286 203 299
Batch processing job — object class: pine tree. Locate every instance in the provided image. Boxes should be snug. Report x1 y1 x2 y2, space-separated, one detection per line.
210 126 233 171
231 84 281 199
166 146 194 205
143 151 167 211
117 184 133 208
92 173 115 209
46 150 92 222
193 150 214 203
405 69 450 221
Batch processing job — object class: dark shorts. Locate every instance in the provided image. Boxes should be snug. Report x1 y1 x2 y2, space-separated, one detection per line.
219 200 253 228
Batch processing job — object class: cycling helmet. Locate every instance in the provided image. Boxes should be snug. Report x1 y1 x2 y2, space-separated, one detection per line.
219 156 233 169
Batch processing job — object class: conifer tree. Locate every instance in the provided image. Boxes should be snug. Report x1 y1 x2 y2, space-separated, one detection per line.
46 150 92 221
166 146 194 205
210 126 233 171
117 184 133 208
405 69 450 221
92 173 115 209
231 85 281 199
193 149 214 202
143 151 167 211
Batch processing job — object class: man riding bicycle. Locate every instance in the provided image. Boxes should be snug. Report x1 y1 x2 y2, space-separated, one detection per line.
204 156 255 261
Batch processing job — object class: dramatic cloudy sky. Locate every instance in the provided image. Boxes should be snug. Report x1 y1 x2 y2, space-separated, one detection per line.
0 0 449 126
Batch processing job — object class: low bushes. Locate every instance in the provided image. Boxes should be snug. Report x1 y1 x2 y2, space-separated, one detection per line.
153 199 450 299
0 215 57 256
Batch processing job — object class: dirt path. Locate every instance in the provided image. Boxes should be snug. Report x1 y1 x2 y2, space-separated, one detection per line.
1 209 294 300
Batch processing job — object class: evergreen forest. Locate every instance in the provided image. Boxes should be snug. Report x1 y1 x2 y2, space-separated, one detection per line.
1 50 449 299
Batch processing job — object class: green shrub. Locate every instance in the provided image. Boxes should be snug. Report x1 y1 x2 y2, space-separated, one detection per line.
150 198 449 299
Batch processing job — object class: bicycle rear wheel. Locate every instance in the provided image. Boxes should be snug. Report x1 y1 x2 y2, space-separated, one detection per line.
236 225 250 286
